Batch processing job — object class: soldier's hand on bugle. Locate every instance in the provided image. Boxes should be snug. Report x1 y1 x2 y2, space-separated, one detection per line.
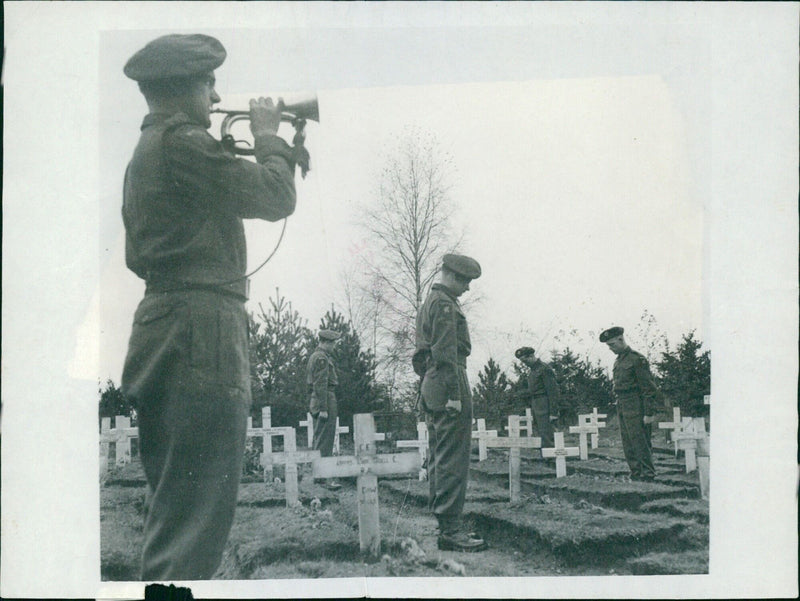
249 97 283 137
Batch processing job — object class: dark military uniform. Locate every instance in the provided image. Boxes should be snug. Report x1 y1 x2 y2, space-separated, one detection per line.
120 35 297 581
307 342 339 457
521 360 560 448
612 347 661 479
414 283 474 528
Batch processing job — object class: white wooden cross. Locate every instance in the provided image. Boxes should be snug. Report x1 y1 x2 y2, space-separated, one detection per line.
312 413 421 559
674 417 706 473
396 422 428 480
568 422 599 460
541 432 580 478
704 394 711 406
247 418 291 482
658 407 688 456
578 408 607 449
270 426 320 507
696 424 710 499
504 409 534 438
333 417 350 455
247 406 273 479
471 418 498 461
484 415 541 502
100 416 139 472
299 412 314 448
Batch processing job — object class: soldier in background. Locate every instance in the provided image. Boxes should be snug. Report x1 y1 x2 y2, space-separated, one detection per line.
600 326 663 481
307 329 342 490
120 34 299 580
514 346 560 448
413 254 486 552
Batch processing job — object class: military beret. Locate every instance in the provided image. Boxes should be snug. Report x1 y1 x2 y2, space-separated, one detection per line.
599 326 624 343
442 253 482 279
318 329 341 342
124 34 226 82
515 346 535 359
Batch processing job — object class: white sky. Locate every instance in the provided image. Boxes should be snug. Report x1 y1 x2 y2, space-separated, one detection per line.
1 3 797 599
91 26 705 385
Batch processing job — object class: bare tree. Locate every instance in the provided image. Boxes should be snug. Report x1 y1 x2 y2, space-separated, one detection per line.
349 128 463 406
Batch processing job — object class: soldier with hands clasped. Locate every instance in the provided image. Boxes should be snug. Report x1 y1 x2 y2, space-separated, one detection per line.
600 326 663 481
413 254 486 552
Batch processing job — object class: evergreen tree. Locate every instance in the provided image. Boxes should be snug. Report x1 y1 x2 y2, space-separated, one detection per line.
472 357 512 430
653 331 710 417
98 379 135 429
249 289 314 427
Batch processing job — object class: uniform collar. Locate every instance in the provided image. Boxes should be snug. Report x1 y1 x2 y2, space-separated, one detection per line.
432 282 458 300
141 111 192 131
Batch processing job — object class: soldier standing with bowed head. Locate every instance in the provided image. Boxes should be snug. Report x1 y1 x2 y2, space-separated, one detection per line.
514 346 560 448
120 34 300 580
413 254 486 552
600 326 663 481
307 329 343 490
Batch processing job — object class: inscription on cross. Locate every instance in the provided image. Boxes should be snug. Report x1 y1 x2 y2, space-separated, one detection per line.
396 422 428 480
271 427 320 506
246 417 291 482
312 413 421 559
541 432 580 478
484 415 542 502
471 418 498 461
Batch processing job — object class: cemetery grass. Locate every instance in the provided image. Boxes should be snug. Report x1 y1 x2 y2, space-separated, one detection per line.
100 418 708 579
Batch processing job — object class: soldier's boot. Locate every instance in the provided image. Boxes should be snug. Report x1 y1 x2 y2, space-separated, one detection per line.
436 516 486 552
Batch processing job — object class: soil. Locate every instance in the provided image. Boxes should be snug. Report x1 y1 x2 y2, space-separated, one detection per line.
100 416 708 579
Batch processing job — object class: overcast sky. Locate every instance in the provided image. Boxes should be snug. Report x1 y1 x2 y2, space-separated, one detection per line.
88 23 707 385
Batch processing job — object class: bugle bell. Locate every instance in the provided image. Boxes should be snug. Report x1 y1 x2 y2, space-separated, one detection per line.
211 94 319 156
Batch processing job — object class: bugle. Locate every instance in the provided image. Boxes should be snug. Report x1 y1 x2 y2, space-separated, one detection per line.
211 94 319 156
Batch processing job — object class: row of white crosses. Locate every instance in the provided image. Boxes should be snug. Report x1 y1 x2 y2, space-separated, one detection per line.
569 408 607 460
658 400 711 499
299 412 381 455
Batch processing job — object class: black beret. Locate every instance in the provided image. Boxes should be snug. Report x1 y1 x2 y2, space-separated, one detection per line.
599 326 624 343
442 253 482 279
124 34 226 82
515 346 535 359
319 329 341 342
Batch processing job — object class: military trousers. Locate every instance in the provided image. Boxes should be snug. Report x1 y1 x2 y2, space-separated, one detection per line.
122 290 251 580
531 394 555 449
617 395 655 479
312 396 338 457
424 394 473 525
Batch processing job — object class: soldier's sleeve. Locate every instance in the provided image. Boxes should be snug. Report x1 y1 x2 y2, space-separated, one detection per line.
633 355 660 415
310 354 329 410
164 124 296 221
543 366 561 413
428 298 460 400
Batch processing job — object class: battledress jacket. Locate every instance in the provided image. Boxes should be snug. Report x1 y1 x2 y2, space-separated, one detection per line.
523 360 561 414
612 348 662 416
414 283 472 412
122 112 296 291
307 347 338 414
